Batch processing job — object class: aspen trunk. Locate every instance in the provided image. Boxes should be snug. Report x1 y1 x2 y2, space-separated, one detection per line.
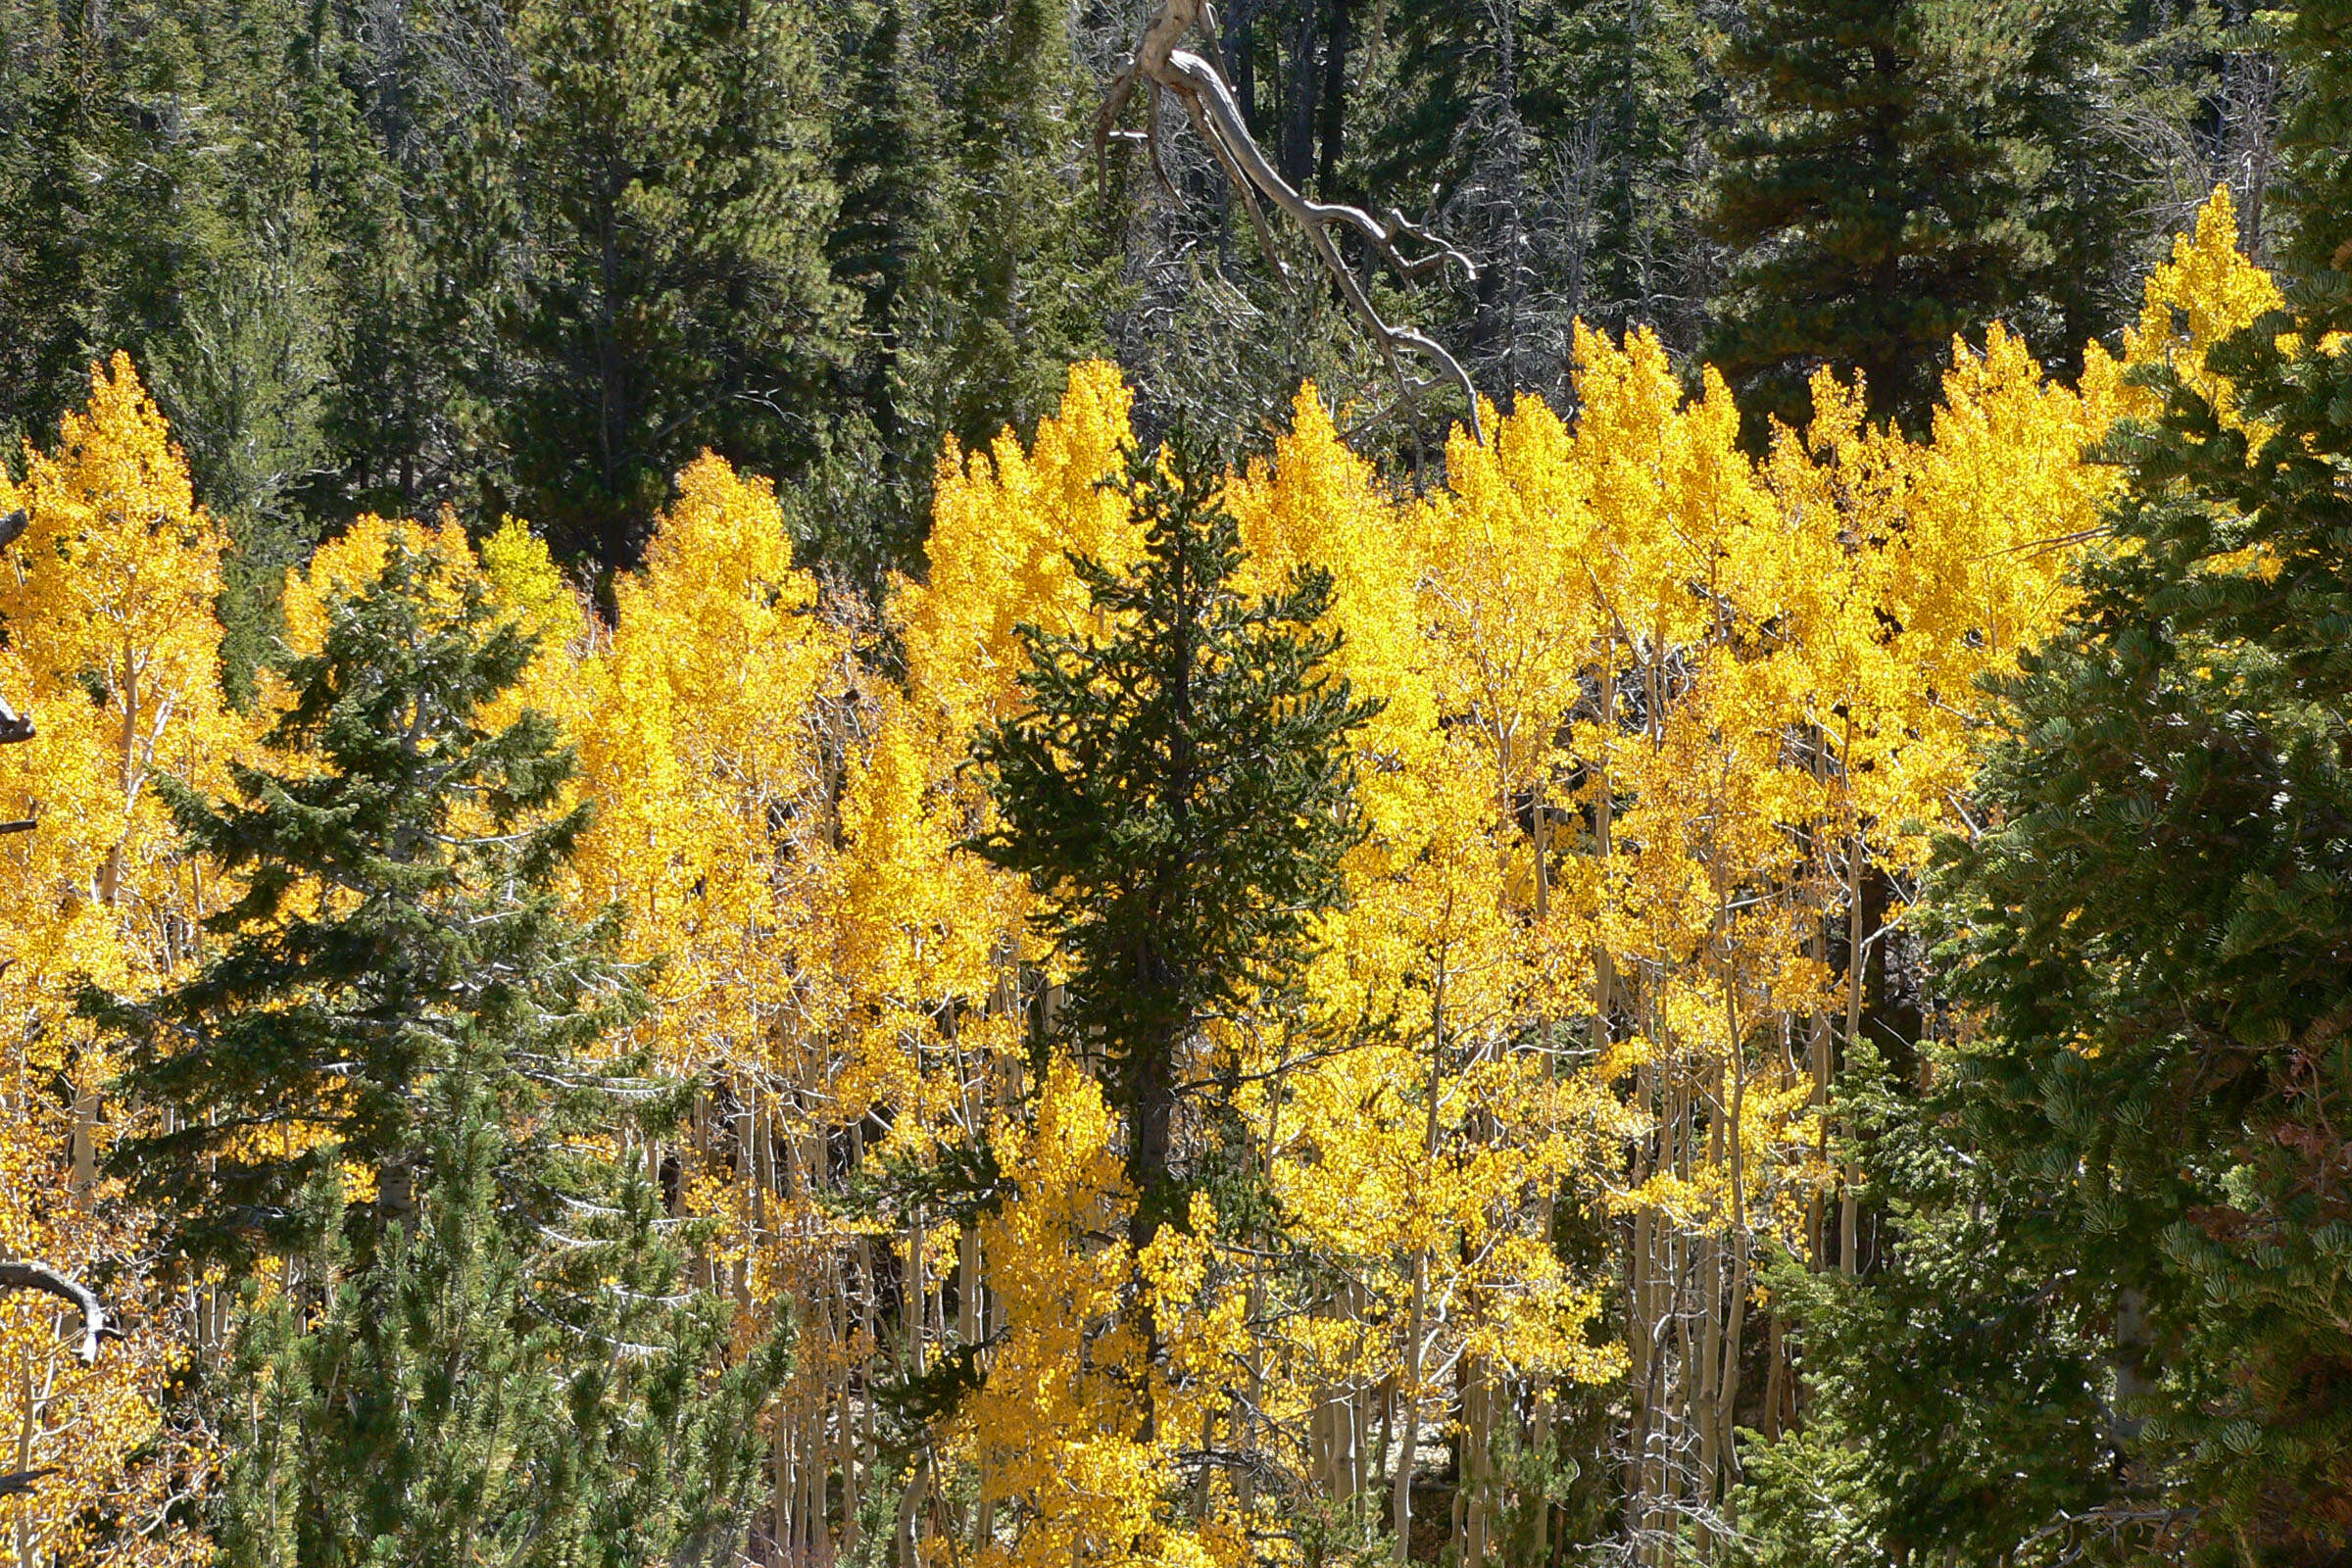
1392 972 1446 1563
1841 823 1865 1278
1531 775 1548 922
1717 980 1752 1511
896 1206 925 1566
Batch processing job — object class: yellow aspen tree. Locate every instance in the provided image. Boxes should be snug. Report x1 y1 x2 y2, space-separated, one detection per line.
0 356 243 1568
128 185 2259 1568
560 455 873 1560
580 190 2282 1568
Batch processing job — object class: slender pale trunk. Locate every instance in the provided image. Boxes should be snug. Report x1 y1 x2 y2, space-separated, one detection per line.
838 1357 862 1558
1459 1356 1491 1568
847 1119 875 1561
1592 659 1617 1028
1623 1064 1655 1537
1713 978 1752 1515
1841 818 1865 1279
1392 962 1447 1563
897 1206 926 1566
768 1102 791 1551
98 643 135 908
1531 774 1548 922
963 1219 994 1550
1532 1371 1553 1566
16 1354 37 1567
785 1400 804 1560
738 1090 760 1311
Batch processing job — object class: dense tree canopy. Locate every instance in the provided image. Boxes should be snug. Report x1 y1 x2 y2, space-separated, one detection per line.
1 1 2349 1564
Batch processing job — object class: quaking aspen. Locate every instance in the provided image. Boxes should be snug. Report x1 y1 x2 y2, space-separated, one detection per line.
0 188 2278 1568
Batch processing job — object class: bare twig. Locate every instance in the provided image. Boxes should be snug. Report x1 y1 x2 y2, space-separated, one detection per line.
1096 0 1484 446
0 1260 112 1363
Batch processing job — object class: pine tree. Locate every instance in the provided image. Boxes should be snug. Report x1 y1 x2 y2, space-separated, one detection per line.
215 1070 781 1567
316 0 529 531
900 0 1113 462
1728 1057 2125 1565
1537 0 1720 357
968 432 1379 1250
501 0 847 576
0 0 221 452
94 535 784 1562
161 0 399 697
90 538 645 1271
1706 0 2136 436
1904 3 2352 1552
824 0 935 448
802 0 940 584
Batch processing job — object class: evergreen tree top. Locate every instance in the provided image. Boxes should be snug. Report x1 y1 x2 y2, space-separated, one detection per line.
92 541 651 1272
1922 7 2352 1537
215 544 586 913
1708 0 2118 435
2278 0 2352 328
968 431 1380 1245
969 434 1382 1045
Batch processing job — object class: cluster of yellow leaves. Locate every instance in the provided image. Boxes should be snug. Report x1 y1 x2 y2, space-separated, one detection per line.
830 187 2278 1559
0 190 2284 1568
0 357 242 1568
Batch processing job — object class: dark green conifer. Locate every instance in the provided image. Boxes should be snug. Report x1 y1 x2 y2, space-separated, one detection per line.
1707 0 2137 436
902 0 1114 460
97 540 783 1563
1730 1055 2126 1564
1758 5 2352 1556
968 433 1379 1247
500 0 847 576
0 0 220 449
91 541 648 1271
214 1066 780 1566
802 0 940 584
827 0 936 452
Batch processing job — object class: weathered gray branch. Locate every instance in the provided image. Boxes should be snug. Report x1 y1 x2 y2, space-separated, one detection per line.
0 1468 55 1499
0 1260 110 1363
1097 0 1484 445
0 510 28 748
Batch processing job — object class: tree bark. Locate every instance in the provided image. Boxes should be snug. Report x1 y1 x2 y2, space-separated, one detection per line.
0 1261 108 1363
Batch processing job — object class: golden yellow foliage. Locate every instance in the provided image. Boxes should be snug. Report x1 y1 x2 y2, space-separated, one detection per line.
0 188 2286 1568
0 356 234 1568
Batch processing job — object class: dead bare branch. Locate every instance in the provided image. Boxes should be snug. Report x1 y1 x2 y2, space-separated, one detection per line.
0 1259 112 1363
1096 0 1484 446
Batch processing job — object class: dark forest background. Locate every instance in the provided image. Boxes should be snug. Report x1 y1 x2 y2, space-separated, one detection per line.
0 0 2293 624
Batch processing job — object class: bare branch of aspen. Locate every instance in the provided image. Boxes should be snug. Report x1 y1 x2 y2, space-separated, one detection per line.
1095 0 1484 445
0 1260 112 1363
0 511 28 747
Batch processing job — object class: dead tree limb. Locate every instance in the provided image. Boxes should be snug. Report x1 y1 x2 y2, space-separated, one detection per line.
0 509 28 749
1096 0 1484 446
0 1260 111 1363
